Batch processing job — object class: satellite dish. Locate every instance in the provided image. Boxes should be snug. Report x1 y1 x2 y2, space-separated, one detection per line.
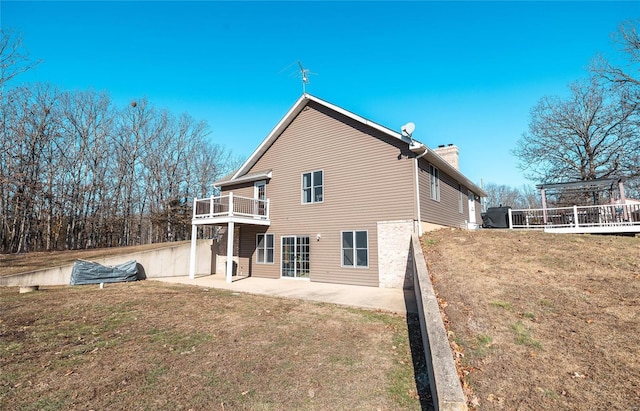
401 122 415 137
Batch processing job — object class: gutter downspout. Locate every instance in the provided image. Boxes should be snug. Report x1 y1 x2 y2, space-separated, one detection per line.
411 143 428 235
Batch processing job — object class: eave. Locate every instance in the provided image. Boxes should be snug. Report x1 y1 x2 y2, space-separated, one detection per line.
214 170 272 188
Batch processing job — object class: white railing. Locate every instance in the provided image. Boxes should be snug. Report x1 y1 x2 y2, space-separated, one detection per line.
193 193 270 220
508 203 640 230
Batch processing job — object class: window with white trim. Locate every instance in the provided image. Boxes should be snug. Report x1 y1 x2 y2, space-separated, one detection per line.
256 233 274 264
302 170 323 203
430 165 440 201
341 230 368 268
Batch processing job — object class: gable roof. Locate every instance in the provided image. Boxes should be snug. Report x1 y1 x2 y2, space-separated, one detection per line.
215 93 487 197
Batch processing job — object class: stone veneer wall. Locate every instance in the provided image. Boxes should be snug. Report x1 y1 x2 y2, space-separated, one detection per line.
377 220 414 288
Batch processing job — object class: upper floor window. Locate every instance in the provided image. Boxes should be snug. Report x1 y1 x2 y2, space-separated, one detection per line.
302 170 323 203
430 165 440 201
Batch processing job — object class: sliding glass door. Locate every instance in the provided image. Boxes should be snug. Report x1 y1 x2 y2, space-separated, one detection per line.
281 236 310 279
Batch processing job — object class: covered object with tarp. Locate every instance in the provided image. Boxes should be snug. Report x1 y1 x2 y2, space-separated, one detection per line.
482 206 512 228
70 260 139 285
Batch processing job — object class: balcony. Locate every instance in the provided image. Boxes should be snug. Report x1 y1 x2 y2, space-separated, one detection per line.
192 193 270 226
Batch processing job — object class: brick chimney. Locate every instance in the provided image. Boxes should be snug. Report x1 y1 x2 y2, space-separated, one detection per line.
433 144 459 170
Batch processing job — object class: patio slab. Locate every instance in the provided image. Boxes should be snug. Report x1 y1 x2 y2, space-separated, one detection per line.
155 275 416 315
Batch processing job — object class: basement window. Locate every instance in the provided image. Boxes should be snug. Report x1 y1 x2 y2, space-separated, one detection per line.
341 230 368 268
256 233 274 264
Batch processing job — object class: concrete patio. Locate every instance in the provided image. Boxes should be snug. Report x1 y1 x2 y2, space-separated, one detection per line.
155 274 417 314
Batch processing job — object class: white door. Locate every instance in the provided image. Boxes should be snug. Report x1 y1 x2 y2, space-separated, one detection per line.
468 191 476 225
254 181 266 216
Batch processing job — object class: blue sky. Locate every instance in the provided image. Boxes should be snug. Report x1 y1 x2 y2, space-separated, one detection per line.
1 1 638 188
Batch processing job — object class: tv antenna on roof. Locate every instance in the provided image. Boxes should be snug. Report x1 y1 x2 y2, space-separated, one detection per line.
297 61 316 93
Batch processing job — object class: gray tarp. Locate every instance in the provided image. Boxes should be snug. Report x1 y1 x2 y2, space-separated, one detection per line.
69 259 138 285
481 206 511 229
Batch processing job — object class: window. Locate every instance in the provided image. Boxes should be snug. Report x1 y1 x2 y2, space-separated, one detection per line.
256 233 274 264
458 184 464 214
302 170 323 203
341 230 368 268
429 165 440 201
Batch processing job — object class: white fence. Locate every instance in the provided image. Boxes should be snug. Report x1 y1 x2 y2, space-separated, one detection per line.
508 203 640 230
193 193 269 220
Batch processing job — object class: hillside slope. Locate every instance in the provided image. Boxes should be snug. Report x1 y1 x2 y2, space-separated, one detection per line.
423 229 640 410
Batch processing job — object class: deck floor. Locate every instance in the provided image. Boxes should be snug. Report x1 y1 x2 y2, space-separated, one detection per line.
543 225 640 234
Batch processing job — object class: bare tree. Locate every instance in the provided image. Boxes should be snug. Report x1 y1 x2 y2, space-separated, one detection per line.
593 20 640 94
0 29 41 89
514 75 639 187
591 19 640 197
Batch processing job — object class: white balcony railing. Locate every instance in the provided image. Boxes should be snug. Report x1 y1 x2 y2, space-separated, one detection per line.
193 193 269 221
508 203 640 230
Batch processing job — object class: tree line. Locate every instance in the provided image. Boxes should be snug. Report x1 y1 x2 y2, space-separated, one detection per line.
482 183 541 210
0 31 235 253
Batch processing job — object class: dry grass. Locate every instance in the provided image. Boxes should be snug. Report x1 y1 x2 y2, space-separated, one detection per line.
0 281 425 410
0 242 189 277
423 229 640 410
10 229 635 410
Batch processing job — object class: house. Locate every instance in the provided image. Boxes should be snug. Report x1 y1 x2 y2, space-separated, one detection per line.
188 94 487 288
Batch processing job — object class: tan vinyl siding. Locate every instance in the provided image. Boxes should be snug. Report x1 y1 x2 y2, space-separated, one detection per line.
418 159 469 228
237 225 280 279
224 101 416 287
222 181 256 199
236 225 252 277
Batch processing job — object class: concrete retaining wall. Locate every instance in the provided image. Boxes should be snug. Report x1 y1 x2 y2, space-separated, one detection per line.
410 233 467 411
0 240 212 287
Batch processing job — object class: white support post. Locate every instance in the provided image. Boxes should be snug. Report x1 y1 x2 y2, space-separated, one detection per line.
192 197 197 219
189 224 198 279
573 205 579 228
226 221 234 283
508 208 513 229
228 192 234 217
209 195 214 217
540 188 548 224
619 180 628 221
266 199 270 219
